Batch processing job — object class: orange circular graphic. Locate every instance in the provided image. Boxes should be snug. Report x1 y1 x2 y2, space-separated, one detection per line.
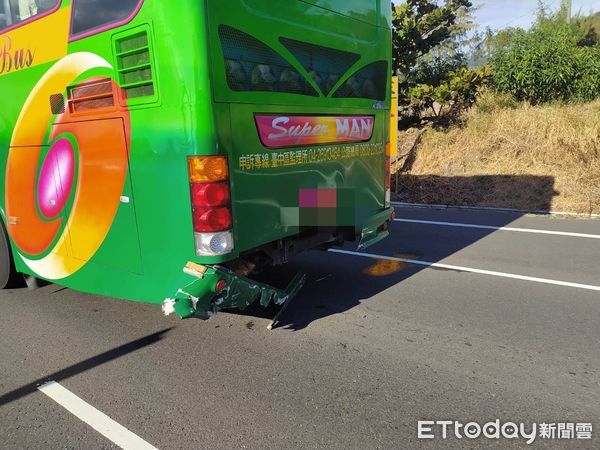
5 52 131 280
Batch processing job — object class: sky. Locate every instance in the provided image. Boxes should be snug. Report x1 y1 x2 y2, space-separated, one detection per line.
473 0 599 31
393 0 600 31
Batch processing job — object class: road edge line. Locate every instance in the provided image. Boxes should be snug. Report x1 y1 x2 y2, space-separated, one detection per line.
391 202 600 219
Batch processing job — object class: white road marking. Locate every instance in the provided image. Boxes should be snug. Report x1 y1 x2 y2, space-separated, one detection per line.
329 249 600 292
38 381 158 450
392 201 600 218
394 218 600 239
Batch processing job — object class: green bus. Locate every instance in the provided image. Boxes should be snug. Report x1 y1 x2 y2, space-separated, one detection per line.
0 0 394 320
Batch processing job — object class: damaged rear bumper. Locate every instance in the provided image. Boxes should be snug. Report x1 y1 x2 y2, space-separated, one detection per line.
163 262 306 320
358 206 395 249
164 208 393 320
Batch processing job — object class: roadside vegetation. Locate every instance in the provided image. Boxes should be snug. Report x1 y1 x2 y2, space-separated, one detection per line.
393 1 600 214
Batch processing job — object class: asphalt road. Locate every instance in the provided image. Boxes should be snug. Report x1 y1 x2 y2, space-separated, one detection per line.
1 205 599 449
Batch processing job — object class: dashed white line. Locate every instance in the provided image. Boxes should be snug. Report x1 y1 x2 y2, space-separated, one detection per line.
329 249 600 292
38 381 158 450
394 218 600 239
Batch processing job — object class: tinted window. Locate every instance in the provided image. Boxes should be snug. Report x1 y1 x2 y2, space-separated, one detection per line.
0 0 59 30
0 3 6 29
71 0 140 36
219 25 318 97
333 61 389 101
280 38 360 96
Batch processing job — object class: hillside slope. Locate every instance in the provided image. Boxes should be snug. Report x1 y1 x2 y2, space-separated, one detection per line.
394 97 600 214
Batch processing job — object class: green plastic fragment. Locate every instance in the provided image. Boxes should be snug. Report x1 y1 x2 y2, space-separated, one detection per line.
163 263 305 320
359 206 394 249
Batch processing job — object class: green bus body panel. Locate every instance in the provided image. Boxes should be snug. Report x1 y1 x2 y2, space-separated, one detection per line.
0 0 392 306
298 0 382 27
228 103 387 252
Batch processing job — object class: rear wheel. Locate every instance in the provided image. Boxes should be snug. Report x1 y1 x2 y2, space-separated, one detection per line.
0 220 22 289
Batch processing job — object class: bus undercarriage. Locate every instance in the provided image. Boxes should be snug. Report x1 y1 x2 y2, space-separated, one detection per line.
163 208 393 327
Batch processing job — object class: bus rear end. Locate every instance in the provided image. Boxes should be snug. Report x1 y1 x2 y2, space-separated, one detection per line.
212 0 392 253
166 0 393 319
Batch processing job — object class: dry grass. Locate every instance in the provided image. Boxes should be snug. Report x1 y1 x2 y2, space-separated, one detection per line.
394 94 600 214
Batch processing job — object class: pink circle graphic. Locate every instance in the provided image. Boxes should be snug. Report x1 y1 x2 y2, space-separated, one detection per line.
37 138 75 219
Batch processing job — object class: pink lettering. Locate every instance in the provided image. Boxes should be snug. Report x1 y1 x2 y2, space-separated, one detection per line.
257 115 374 148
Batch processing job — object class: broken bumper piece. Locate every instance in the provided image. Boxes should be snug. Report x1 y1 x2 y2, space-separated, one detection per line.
359 207 395 250
163 262 306 320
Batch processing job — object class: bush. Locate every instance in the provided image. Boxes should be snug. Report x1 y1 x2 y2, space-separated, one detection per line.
573 45 600 102
474 88 519 114
407 65 492 119
491 22 600 104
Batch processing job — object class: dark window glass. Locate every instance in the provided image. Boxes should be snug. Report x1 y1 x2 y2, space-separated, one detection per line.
333 61 389 101
0 0 59 30
71 0 140 36
280 38 360 96
218 25 318 97
0 3 7 29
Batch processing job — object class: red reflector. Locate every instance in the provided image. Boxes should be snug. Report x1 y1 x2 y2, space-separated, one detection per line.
193 207 232 232
191 182 230 207
215 279 227 294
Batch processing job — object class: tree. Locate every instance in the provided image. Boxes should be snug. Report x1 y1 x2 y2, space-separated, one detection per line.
392 0 473 75
392 0 490 124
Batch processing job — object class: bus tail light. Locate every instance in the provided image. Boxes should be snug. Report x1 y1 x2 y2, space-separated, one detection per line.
191 182 230 207
188 156 234 256
188 156 229 183
192 207 233 232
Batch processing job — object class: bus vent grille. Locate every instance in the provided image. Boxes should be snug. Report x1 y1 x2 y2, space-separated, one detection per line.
332 61 389 101
68 79 115 113
115 30 155 99
219 25 318 97
279 38 360 96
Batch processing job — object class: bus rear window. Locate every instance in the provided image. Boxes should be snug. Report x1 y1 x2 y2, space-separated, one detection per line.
219 25 318 97
333 61 388 101
217 24 388 101
71 0 140 37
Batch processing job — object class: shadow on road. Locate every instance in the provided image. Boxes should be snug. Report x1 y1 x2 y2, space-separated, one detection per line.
395 174 559 211
0 328 172 407
228 175 558 331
